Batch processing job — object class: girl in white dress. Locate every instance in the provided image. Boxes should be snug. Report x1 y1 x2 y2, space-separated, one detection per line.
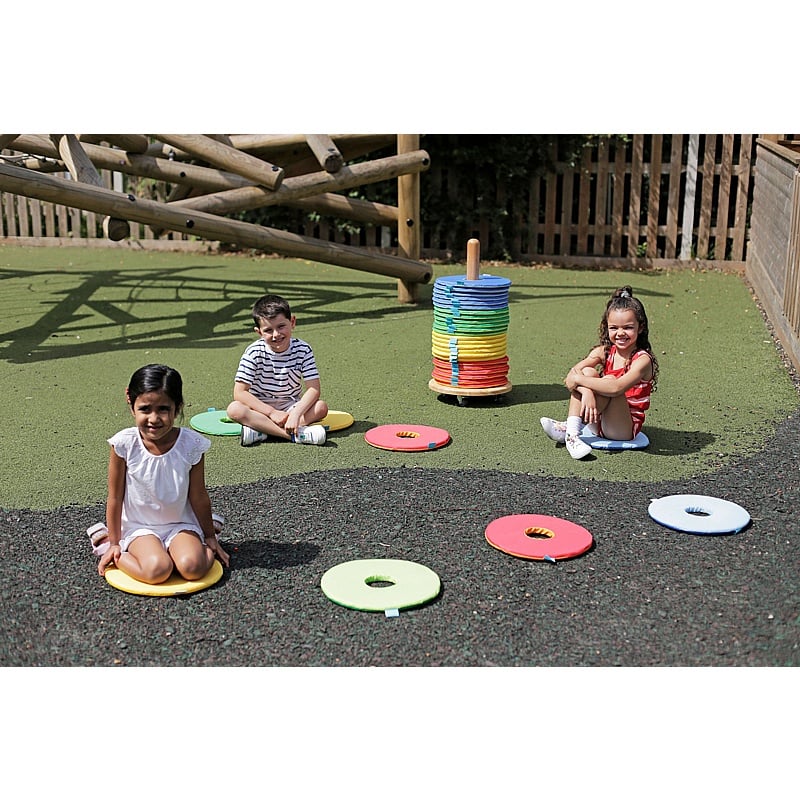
94 364 229 584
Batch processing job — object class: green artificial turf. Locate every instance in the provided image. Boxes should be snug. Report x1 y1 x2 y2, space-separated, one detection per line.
1 244 797 510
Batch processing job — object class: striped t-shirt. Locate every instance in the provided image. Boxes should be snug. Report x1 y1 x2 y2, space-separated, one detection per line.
234 337 320 403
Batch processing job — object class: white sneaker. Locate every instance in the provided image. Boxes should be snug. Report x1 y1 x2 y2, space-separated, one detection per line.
582 422 600 437
566 434 592 460
540 417 567 443
293 424 326 445
241 425 269 447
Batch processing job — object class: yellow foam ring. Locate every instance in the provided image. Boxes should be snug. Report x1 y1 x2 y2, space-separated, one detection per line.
104 559 224 596
319 410 355 431
432 344 508 361
431 331 507 349
431 333 507 359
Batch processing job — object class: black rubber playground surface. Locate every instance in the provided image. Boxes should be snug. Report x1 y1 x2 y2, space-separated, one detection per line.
3 413 798 669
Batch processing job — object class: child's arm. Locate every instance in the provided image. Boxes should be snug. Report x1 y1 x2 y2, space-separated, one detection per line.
566 352 652 397
285 378 321 432
98 447 125 575
570 346 605 374
188 457 229 567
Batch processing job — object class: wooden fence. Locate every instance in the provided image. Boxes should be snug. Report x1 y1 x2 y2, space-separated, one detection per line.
421 134 756 265
0 134 760 266
746 138 800 373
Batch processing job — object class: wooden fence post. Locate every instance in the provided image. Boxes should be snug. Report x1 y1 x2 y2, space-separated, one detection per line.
396 134 421 304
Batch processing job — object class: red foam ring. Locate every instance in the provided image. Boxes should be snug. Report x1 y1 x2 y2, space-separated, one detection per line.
484 514 593 561
365 423 451 452
432 357 509 387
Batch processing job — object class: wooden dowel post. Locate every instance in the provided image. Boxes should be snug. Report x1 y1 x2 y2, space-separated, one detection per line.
466 238 480 280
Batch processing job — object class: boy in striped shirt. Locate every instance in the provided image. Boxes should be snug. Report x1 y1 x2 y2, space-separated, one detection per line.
227 294 328 446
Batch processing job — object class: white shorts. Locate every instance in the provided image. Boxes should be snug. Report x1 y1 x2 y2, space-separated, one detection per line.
120 524 204 553
260 397 299 413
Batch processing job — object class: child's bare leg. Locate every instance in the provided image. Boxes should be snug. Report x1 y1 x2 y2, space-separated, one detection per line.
226 400 292 439
118 535 174 584
169 531 215 580
595 395 634 440
299 400 329 425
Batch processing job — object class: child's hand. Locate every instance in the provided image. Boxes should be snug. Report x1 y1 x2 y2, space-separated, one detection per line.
97 545 120 576
284 409 302 436
206 537 230 567
270 409 289 427
564 367 581 391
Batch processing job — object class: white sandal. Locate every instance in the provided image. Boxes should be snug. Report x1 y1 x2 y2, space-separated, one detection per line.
86 522 110 557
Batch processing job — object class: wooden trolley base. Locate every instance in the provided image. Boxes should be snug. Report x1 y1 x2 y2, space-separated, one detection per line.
429 378 512 405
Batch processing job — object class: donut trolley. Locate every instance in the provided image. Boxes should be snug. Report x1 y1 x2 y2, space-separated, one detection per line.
429 238 512 405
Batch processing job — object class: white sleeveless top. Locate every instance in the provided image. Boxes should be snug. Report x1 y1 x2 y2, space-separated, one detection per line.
108 427 210 536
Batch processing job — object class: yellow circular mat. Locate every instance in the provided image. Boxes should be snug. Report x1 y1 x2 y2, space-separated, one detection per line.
320 410 355 431
104 559 224 596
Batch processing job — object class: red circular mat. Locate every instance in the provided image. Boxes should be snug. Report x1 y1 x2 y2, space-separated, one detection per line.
364 424 451 451
485 514 593 561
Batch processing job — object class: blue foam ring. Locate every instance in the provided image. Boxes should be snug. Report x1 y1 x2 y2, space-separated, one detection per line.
544 555 556 563
207 407 216 412
427 442 436 449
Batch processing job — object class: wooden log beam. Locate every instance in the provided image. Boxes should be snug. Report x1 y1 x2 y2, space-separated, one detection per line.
0 162 431 285
228 133 394 156
11 134 254 192
50 134 130 241
3 156 66 173
79 134 150 153
305 134 344 173
171 150 430 216
155 134 285 190
285 193 398 226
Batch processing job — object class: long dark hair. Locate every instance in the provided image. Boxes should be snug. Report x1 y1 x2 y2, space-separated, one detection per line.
598 286 659 388
126 364 185 412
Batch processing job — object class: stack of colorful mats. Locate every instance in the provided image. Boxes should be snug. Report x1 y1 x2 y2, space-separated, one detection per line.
431 273 512 389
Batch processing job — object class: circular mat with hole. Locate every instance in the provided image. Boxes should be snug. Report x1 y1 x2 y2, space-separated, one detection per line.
104 559 224 596
579 431 650 450
320 410 355 431
320 558 441 612
648 494 750 534
364 424 450 451
189 408 242 436
485 514 594 561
